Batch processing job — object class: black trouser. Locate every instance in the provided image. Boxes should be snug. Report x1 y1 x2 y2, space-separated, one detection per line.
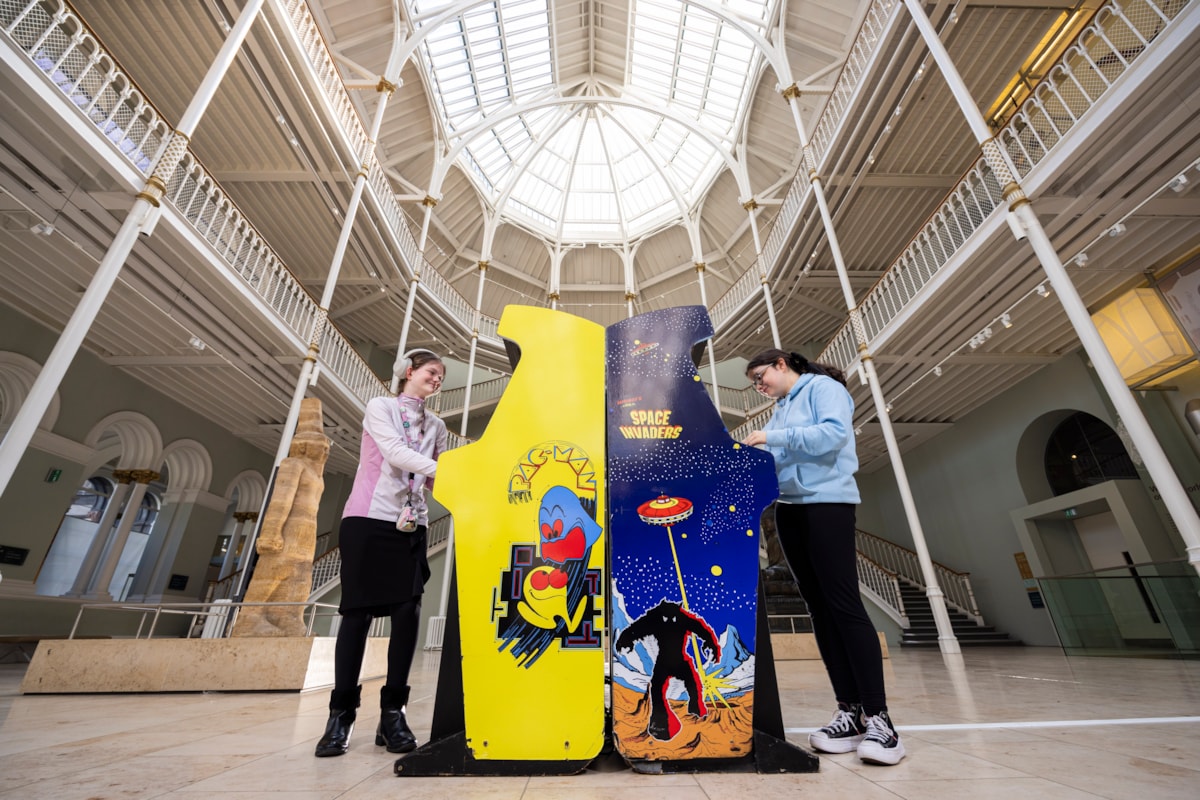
333 599 422 693
774 502 887 715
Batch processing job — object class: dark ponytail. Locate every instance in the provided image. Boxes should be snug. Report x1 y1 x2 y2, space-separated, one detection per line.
747 347 847 387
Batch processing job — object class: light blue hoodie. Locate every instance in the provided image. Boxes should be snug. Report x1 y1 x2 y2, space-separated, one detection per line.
760 372 860 505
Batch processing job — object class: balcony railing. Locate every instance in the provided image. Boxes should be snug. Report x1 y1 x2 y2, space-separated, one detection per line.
1 0 392 410
270 0 502 347
818 0 1189 371
428 375 511 416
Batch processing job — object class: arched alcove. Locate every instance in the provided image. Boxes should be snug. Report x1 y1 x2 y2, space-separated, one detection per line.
0 351 61 430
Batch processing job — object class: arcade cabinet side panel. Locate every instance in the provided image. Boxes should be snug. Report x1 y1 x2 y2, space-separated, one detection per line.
434 305 607 763
606 306 778 764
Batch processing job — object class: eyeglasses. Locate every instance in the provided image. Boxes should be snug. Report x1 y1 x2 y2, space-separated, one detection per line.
750 365 772 386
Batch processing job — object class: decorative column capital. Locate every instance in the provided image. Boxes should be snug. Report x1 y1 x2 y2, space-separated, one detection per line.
376 76 400 95
742 198 758 211
780 83 801 101
128 469 161 484
624 292 637 302
138 131 191 206
547 291 560 301
233 510 259 523
111 469 138 485
477 260 489 272
694 262 706 273
422 194 440 207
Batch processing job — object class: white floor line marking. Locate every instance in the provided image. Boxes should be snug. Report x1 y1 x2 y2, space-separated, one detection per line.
786 715 1200 734
994 673 1082 683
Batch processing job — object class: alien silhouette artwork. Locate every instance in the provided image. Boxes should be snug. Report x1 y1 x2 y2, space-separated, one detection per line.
615 598 720 741
607 306 779 764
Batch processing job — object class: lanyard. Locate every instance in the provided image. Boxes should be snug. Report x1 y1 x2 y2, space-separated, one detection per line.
397 400 426 493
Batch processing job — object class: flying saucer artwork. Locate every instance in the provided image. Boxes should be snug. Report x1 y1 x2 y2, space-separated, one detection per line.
607 306 779 765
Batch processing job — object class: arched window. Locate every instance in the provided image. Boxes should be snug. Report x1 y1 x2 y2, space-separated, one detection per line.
64 476 113 522
130 491 160 534
1044 412 1137 496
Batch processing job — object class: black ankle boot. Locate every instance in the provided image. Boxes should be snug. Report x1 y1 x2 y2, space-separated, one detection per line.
376 684 417 753
314 685 360 757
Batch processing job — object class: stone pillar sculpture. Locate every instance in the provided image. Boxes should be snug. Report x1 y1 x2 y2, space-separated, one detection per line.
232 397 329 637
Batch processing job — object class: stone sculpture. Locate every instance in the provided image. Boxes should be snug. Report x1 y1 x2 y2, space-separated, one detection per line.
232 397 329 637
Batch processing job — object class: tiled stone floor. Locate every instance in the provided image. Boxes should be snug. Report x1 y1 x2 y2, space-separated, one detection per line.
1 646 1197 798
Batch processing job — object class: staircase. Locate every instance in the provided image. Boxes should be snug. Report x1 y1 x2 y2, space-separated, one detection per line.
758 516 1020 648
761 564 813 635
897 581 1021 648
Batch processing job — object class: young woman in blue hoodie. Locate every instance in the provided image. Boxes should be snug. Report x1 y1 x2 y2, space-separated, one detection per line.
742 349 905 766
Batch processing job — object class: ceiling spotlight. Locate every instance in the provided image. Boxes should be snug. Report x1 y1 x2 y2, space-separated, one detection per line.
187 336 206 351
1168 174 1188 192
1001 313 1012 329
1108 222 1126 237
885 402 894 414
854 426 863 436
1075 252 1089 267
933 365 942 377
30 222 54 236
1036 283 1050 297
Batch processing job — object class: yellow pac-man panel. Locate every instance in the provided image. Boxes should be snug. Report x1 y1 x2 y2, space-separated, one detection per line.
434 305 606 762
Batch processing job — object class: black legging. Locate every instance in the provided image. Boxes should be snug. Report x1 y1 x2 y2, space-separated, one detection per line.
774 502 887 715
333 599 422 692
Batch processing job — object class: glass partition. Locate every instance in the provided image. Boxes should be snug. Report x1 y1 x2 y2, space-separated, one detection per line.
1038 560 1200 657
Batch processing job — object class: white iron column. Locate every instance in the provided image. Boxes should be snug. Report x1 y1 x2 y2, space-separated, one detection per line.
782 82 960 653
88 469 158 600
459 261 488 437
901 0 1200 573
744 198 781 348
235 78 400 601
390 194 438 394
0 0 265 498
64 471 134 597
693 263 722 410
271 77 399 466
548 244 565 311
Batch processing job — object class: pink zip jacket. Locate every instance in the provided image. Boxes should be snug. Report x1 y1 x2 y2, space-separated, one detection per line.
342 394 448 526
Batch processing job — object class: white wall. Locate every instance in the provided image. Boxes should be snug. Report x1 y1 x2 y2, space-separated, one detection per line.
857 351 1196 647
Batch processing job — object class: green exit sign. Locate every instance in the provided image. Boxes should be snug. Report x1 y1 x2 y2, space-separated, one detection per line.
45 468 62 483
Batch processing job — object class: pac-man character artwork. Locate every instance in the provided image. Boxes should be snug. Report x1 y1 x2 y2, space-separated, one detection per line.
430 306 607 767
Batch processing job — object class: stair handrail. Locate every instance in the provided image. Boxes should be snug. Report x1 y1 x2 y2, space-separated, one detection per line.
856 551 908 628
207 569 242 603
855 529 983 624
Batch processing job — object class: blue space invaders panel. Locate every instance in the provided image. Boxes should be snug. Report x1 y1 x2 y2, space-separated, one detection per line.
606 305 778 760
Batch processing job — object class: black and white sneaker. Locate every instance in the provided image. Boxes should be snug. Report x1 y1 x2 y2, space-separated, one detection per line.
857 709 906 765
809 703 866 753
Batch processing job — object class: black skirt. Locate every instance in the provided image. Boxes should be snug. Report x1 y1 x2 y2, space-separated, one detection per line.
337 516 431 614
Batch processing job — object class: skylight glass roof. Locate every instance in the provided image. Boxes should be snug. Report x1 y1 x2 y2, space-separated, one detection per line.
408 0 775 243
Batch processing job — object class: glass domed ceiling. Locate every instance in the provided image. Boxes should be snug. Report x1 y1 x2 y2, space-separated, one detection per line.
408 0 776 243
